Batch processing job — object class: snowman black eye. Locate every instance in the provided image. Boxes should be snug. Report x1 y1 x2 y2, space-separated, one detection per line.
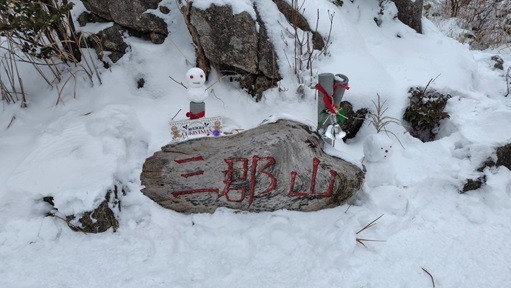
200 74 204 78
190 75 194 79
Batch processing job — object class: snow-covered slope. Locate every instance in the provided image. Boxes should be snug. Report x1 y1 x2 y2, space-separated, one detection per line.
1 0 511 287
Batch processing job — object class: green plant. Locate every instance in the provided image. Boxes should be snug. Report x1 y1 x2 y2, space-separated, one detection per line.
403 80 452 142
0 0 102 106
0 0 81 62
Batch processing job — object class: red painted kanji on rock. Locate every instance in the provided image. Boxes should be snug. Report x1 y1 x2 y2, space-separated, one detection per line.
171 156 219 197
222 156 277 205
170 155 336 202
289 157 338 197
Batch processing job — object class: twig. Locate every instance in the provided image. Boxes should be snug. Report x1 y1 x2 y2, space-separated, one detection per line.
505 67 510 97
211 89 226 108
422 74 441 96
355 214 385 248
421 267 436 288
355 238 385 248
171 109 182 121
47 211 88 235
356 214 384 234
205 75 227 91
168 75 187 89
6 116 16 130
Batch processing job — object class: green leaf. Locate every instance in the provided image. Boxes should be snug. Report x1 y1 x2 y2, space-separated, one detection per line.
336 108 346 124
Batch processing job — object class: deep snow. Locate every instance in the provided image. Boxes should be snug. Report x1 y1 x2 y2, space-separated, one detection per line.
1 0 511 287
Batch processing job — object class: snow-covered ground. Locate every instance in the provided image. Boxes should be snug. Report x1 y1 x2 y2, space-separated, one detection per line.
1 0 511 287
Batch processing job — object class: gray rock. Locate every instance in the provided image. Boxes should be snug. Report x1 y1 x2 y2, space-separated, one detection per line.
496 143 511 170
80 0 168 43
77 11 109 27
491 55 504 65
189 5 259 74
491 56 504 70
141 120 364 213
461 175 486 193
391 0 423 33
96 24 129 63
182 2 282 100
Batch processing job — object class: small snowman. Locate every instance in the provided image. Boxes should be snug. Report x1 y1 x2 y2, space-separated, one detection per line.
362 133 396 187
185 67 209 119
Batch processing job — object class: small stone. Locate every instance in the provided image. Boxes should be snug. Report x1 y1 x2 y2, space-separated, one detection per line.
461 176 486 193
137 78 145 89
159 6 171 14
150 32 166 44
491 55 504 65
339 101 367 140
494 62 504 70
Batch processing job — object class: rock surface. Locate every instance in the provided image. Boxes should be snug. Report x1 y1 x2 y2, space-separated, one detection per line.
496 143 511 170
272 0 325 50
182 2 285 100
80 0 168 43
391 0 423 33
339 101 367 140
141 120 364 213
96 24 130 63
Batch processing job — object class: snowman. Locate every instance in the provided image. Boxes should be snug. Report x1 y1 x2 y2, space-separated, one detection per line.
185 67 209 119
362 133 396 187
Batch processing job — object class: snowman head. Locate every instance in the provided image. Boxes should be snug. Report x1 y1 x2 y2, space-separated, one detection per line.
186 68 206 88
363 134 394 163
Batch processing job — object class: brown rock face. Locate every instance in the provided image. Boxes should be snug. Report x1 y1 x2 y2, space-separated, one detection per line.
141 120 364 213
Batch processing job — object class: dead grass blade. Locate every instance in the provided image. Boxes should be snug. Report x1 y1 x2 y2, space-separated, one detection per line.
356 214 384 235
421 267 436 288
355 214 385 249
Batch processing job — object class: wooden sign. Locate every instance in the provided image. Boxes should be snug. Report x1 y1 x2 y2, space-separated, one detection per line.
170 116 222 142
141 120 364 213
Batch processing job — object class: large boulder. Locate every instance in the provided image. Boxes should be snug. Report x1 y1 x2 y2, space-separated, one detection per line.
80 0 168 44
182 2 285 100
141 120 364 213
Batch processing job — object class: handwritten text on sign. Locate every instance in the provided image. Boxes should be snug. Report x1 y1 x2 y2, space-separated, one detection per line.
171 155 338 205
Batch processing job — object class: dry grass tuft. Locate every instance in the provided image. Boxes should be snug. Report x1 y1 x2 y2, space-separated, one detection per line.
355 214 385 248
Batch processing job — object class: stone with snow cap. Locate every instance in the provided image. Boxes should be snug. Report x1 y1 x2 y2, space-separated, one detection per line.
141 120 365 213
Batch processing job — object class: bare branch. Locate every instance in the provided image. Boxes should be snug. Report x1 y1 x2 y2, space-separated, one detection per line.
168 75 188 89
